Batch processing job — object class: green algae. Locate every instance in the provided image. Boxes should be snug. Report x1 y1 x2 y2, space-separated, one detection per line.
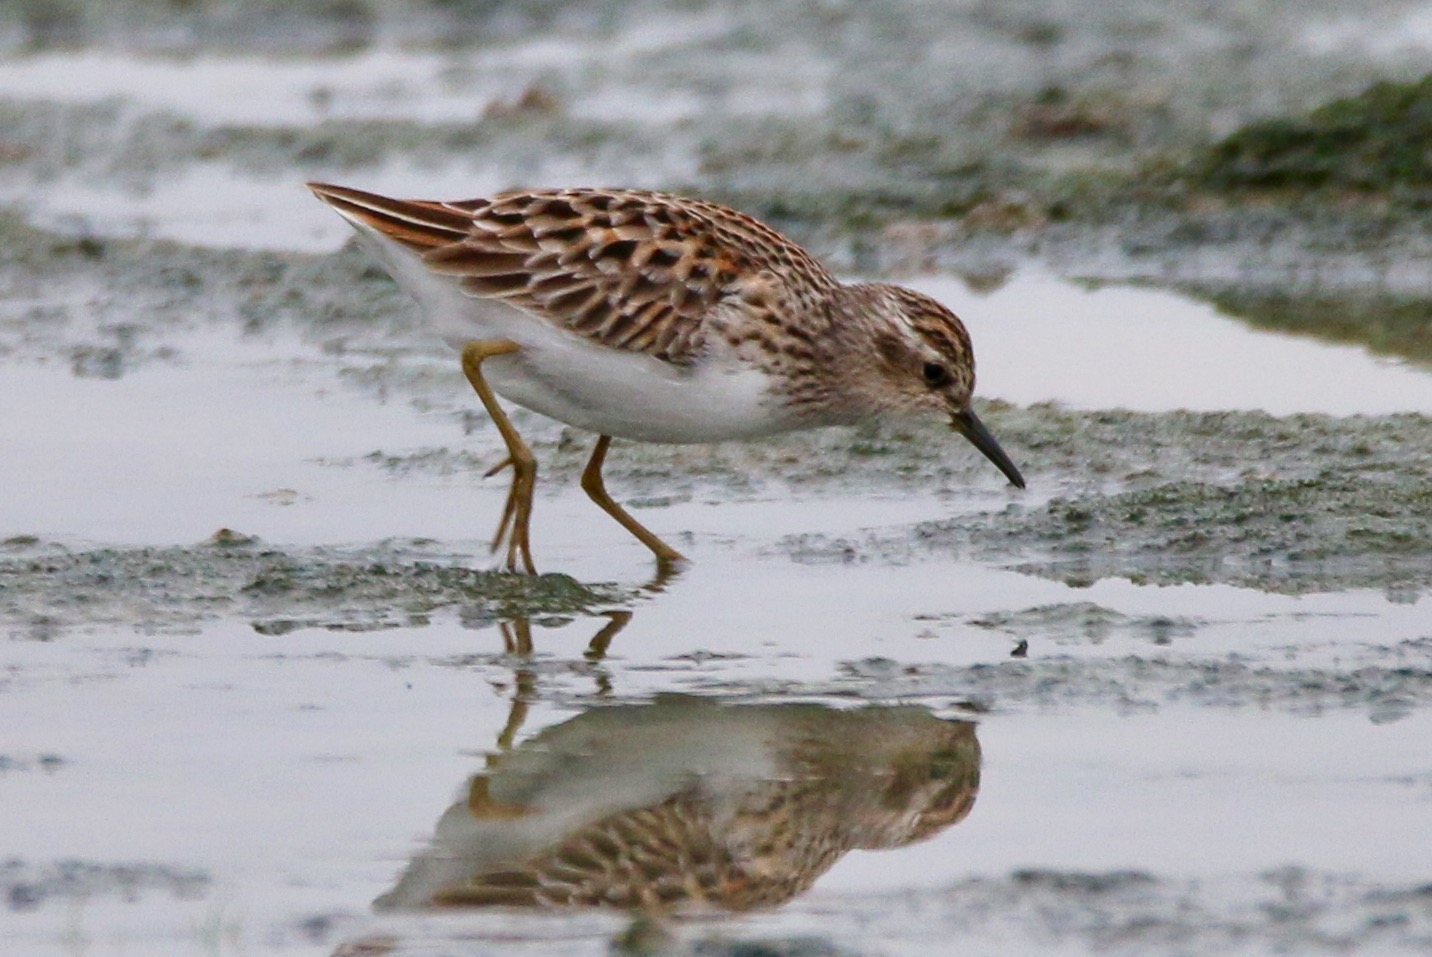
1184 286 1432 366
1191 75 1432 195
0 536 626 637
781 408 1432 596
978 471 1432 593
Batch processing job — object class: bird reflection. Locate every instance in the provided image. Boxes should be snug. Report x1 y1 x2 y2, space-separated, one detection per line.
376 691 980 914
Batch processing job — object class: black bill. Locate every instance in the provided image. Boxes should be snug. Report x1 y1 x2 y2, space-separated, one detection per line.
950 408 1026 489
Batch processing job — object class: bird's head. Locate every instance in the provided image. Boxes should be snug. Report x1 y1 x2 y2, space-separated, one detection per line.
844 283 1025 489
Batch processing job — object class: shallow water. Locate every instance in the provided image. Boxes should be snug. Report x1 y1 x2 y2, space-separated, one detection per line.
3 309 1432 953
919 275 1432 414
5 603 1431 954
5 280 1431 552
5 6 1432 955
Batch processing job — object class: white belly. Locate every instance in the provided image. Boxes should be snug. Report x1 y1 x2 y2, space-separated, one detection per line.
482 342 793 444
363 231 795 443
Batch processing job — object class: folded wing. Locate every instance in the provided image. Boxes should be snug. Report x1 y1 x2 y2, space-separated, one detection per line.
308 183 836 366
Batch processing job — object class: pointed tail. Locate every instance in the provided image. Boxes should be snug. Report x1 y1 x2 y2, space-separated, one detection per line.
307 182 473 252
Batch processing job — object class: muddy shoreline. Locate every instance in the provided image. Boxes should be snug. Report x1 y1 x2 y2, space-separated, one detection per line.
6 209 1431 601
5 4 1432 956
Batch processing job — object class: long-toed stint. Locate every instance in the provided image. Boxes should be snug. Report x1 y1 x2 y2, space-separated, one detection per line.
373 696 981 912
308 183 1025 573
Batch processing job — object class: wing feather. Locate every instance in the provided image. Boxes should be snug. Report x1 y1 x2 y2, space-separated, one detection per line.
308 182 840 367
424 793 784 911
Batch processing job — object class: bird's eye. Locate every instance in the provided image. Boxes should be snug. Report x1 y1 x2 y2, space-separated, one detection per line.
922 361 951 387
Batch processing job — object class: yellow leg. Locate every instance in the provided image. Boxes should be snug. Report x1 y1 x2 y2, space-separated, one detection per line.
460 340 538 574
584 610 633 663
470 628 535 820
466 775 531 819
580 435 687 567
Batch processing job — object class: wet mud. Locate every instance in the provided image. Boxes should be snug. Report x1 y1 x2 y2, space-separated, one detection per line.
4 2 1432 956
2 860 210 913
8 210 1427 600
0 534 621 639
778 406 1432 594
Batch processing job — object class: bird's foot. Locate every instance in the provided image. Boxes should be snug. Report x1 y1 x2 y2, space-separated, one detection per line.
489 459 538 574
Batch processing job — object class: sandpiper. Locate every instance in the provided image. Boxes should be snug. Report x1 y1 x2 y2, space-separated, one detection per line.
308 183 1025 573
374 696 980 912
